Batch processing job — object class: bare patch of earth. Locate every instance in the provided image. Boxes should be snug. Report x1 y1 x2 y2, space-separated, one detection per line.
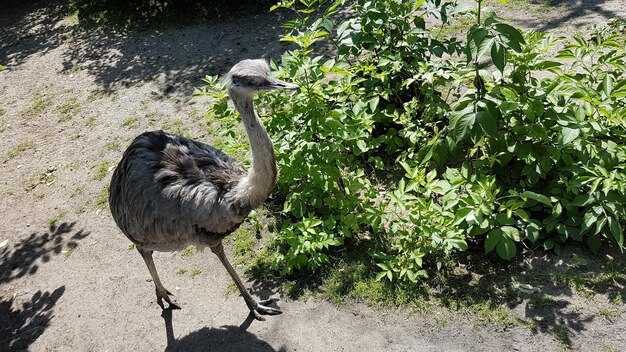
0 1 624 351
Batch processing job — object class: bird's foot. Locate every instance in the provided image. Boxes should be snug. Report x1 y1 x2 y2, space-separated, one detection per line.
156 288 181 310
249 298 282 321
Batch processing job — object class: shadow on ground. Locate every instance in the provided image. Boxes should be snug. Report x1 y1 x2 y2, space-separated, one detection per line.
0 0 70 68
0 221 90 285
0 221 89 350
0 0 293 97
161 308 287 352
518 0 623 30
0 286 66 351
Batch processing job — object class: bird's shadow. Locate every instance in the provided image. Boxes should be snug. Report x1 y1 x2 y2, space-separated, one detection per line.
161 308 286 352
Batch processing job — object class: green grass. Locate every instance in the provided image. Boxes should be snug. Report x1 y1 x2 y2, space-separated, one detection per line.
95 184 109 209
128 243 136 250
122 116 138 128
105 141 121 151
598 308 622 321
6 141 36 160
57 98 81 122
528 294 558 309
550 325 572 350
176 268 187 275
25 95 53 117
191 268 202 277
181 245 194 256
65 242 78 258
92 161 112 181
162 118 191 138
87 90 109 102
48 212 66 227
231 227 256 266
85 116 97 127
71 185 85 198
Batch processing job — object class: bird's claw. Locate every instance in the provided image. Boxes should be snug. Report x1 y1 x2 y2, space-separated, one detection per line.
156 288 181 310
250 298 282 321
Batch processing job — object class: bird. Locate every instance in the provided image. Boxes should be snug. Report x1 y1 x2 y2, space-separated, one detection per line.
108 59 298 320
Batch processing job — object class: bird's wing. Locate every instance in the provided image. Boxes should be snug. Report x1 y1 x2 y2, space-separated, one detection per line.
110 131 247 249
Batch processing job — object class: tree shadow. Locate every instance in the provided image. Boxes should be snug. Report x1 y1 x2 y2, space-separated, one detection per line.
160 308 287 352
0 221 91 285
58 9 291 98
515 0 623 31
432 245 626 349
0 0 71 68
0 0 295 98
0 286 65 351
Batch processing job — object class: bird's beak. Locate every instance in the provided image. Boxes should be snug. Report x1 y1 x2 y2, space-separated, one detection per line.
268 78 299 91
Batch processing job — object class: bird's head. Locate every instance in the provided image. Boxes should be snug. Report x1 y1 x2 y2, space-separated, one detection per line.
224 59 299 96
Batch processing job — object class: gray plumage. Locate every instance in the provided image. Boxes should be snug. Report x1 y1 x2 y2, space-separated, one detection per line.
109 59 298 320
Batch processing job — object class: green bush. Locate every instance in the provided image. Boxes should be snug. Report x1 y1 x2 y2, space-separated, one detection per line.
198 0 626 284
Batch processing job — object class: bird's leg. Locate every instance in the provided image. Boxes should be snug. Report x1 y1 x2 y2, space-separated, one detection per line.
137 247 181 310
210 241 282 321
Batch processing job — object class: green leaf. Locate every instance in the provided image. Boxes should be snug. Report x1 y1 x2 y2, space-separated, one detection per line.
520 191 552 206
493 23 525 52
496 237 516 260
524 223 540 243
559 127 580 146
476 111 497 137
356 140 368 153
466 27 489 62
501 226 521 241
375 271 387 281
608 217 624 249
485 228 502 253
490 41 507 73
450 110 476 143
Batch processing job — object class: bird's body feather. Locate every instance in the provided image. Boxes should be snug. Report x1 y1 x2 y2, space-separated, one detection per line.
109 130 249 252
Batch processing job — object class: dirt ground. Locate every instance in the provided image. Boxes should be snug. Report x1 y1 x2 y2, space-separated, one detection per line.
1 0 625 351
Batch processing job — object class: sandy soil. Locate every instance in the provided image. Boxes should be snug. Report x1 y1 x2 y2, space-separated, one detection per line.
1 1 625 351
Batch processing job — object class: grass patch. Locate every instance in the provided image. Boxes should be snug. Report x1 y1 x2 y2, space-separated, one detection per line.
6 141 36 160
162 118 191 138
92 161 112 181
598 308 622 321
25 95 53 117
87 89 109 102
95 184 109 209
181 245 194 256
231 227 256 266
57 98 81 122
528 294 558 309
176 268 187 275
48 212 66 227
128 243 136 250
71 185 85 198
122 116 138 128
65 242 78 258
191 268 202 277
549 325 572 350
105 141 121 151
85 116 97 127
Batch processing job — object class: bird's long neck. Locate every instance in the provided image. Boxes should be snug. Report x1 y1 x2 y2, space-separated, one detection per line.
229 92 277 211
